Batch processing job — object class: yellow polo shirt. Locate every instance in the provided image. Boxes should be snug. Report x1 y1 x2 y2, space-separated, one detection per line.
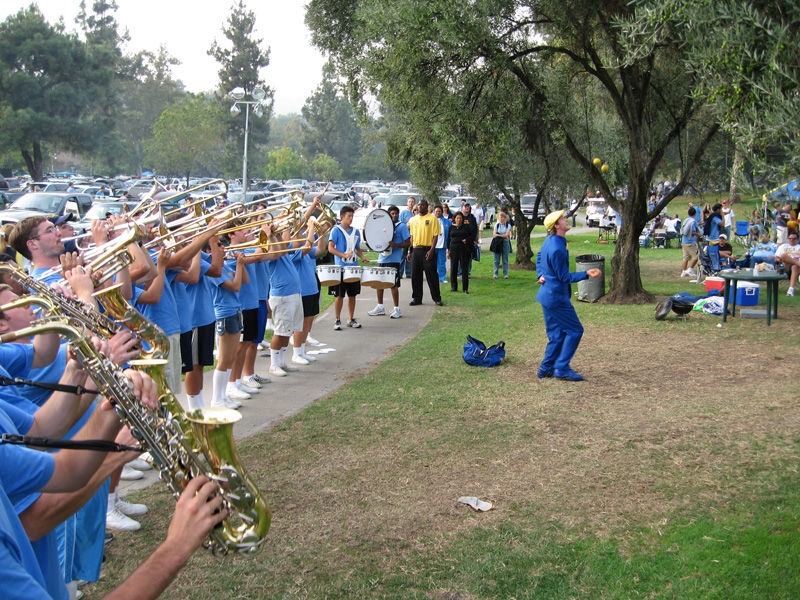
408 214 441 247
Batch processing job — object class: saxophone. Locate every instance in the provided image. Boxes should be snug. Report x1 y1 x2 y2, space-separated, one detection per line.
1 317 270 555
0 262 131 342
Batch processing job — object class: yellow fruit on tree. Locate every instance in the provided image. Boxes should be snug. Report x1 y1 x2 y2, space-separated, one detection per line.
593 157 601 166
601 163 609 172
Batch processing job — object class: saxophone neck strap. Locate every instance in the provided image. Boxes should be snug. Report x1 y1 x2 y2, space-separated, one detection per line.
0 433 142 453
0 375 99 396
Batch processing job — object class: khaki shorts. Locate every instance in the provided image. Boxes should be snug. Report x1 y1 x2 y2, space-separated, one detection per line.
268 293 303 337
682 242 698 262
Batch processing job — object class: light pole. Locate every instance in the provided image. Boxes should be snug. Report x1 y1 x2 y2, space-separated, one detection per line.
229 87 267 197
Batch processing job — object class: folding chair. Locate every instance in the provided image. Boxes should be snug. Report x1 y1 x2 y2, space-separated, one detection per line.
733 220 750 246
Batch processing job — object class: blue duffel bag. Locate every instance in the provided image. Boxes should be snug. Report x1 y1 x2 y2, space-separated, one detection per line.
463 335 506 368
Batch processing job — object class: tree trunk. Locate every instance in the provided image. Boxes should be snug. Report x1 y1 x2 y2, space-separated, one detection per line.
514 214 536 268
21 142 44 181
602 177 654 304
728 146 742 205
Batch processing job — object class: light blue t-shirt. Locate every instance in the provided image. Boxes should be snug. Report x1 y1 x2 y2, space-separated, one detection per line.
329 225 362 267
266 253 302 298
681 219 698 245
378 222 410 264
208 262 240 320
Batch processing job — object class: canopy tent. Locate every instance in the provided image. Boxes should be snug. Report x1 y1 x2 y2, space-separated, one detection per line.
764 179 800 203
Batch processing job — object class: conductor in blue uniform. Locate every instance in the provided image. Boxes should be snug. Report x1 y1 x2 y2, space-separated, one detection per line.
536 210 602 381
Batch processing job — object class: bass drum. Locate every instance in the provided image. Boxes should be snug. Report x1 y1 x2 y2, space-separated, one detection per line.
352 208 394 252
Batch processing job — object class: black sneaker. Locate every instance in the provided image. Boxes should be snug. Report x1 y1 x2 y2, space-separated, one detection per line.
348 319 361 328
409 300 422 306
333 319 342 330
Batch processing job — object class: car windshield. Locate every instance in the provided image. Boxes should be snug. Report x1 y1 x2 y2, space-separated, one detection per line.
10 193 62 213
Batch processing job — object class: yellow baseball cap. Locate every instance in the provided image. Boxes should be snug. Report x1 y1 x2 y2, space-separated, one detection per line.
544 210 565 231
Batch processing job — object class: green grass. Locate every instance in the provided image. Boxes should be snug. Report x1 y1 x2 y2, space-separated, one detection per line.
93 211 800 600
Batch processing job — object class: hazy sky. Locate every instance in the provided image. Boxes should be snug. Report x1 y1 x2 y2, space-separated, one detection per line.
3 1 327 115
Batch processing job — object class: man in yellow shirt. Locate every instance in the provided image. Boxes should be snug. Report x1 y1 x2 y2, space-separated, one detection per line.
407 199 443 306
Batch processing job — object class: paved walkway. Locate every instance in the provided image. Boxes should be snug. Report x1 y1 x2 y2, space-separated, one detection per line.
120 278 435 494
121 219 595 493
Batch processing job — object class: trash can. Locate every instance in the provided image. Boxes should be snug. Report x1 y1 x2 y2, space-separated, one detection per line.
575 254 605 302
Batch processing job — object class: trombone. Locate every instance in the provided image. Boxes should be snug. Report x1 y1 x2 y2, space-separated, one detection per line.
127 179 228 219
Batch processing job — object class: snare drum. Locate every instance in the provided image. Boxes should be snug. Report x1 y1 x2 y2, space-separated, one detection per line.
360 266 382 288
316 265 342 286
352 208 394 252
341 265 362 283
374 267 397 289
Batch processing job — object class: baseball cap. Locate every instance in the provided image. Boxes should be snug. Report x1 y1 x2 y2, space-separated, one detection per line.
49 214 75 226
544 210 565 231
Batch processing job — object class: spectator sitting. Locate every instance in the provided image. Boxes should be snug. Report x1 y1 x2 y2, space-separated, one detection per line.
718 234 733 267
776 232 800 296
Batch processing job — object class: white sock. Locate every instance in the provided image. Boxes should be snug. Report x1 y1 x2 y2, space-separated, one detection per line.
376 304 384 310
108 491 117 511
293 345 303 357
270 349 281 369
211 369 229 405
298 342 306 356
279 347 287 366
187 394 203 409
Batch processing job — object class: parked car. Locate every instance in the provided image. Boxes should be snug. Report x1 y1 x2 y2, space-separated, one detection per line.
123 179 161 199
0 192 93 225
72 201 139 234
327 199 359 222
26 181 70 193
519 194 547 225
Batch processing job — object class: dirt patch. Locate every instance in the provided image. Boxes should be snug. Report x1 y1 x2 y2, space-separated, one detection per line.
104 313 800 598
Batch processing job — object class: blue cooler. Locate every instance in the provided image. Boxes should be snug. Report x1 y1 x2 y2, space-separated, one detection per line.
729 281 759 306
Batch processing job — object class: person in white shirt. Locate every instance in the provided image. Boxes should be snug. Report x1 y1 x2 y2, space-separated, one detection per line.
722 199 735 238
473 201 485 231
776 232 800 296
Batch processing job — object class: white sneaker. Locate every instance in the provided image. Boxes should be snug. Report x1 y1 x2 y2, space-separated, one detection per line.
300 352 317 362
281 363 299 371
368 305 385 316
347 318 362 328
390 308 402 319
238 380 261 393
106 507 141 531
680 270 688 277
243 375 268 387
120 465 143 481
226 386 251 400
257 343 265 350
333 319 342 330
269 366 287 377
687 268 697 276
211 397 242 409
292 355 310 365
127 458 152 471
788 287 795 297
117 496 148 517
306 335 323 346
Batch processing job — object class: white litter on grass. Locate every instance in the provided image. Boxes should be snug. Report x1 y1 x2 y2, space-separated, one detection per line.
457 496 494 512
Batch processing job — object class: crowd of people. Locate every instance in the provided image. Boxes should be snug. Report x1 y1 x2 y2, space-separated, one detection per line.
0 190 350 598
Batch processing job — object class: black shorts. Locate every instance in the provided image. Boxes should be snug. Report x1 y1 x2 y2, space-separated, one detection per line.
302 293 320 317
241 307 259 342
329 279 361 297
180 322 215 372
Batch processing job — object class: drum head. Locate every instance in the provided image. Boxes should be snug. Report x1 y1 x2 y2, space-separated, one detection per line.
353 208 394 252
